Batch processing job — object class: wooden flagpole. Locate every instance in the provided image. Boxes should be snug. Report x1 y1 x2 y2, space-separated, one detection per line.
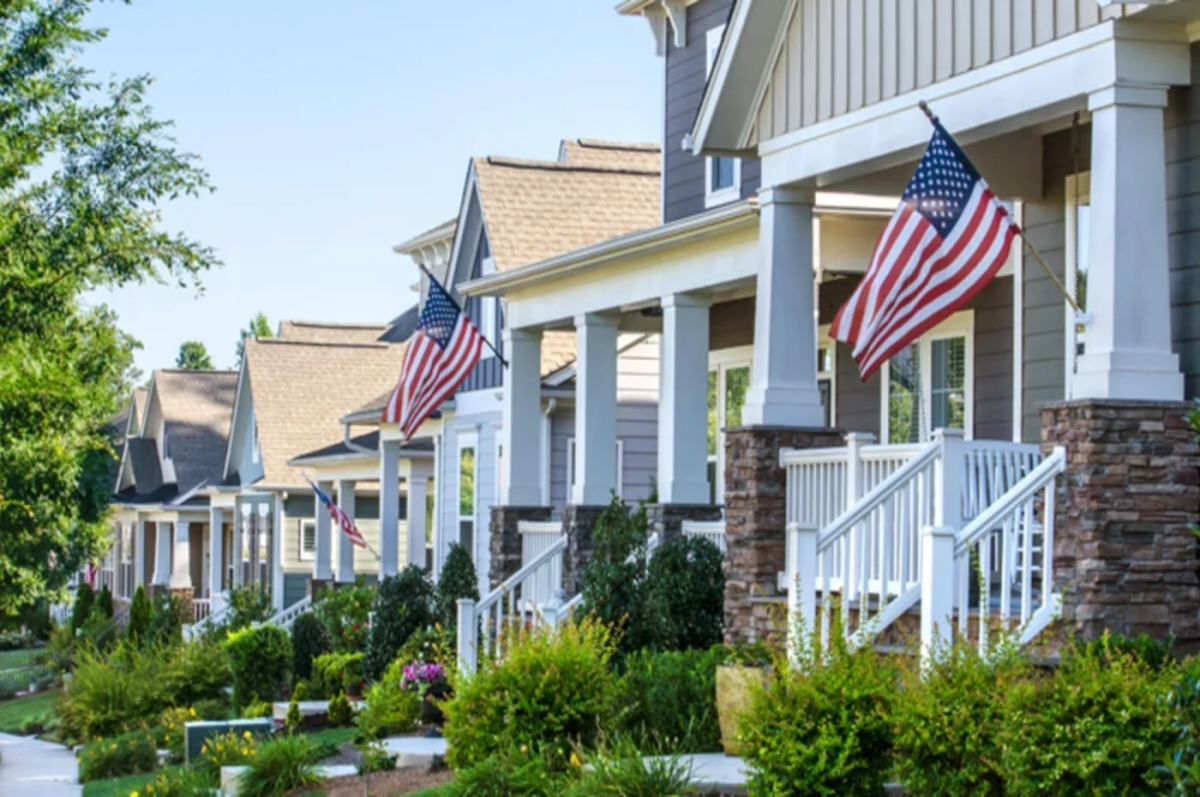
917 101 1084 317
417 263 510 368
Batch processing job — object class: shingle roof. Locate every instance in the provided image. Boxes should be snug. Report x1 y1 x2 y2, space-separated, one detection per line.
277 320 388 345
558 139 660 171
153 370 239 494
244 338 406 488
472 153 660 272
541 331 576 377
290 430 433 464
127 438 164 495
378 305 419 344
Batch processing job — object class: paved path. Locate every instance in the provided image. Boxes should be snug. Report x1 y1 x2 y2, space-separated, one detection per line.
0 732 80 797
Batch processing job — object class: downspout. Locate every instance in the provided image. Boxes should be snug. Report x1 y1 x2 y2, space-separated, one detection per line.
540 399 557 507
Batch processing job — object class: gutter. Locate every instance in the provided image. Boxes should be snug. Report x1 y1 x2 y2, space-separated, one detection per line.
344 424 377 456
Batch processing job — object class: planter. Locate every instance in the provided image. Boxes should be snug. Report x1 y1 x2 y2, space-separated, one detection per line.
715 665 767 756
421 682 451 726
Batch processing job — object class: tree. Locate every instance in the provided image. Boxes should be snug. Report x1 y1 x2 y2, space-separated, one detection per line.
236 312 273 367
0 1 218 614
175 340 213 370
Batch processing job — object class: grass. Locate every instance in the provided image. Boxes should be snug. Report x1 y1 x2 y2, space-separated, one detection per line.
0 689 58 733
306 726 357 748
80 765 183 797
0 647 41 670
409 786 455 796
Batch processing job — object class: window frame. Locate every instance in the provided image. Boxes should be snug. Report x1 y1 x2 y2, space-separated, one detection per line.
456 430 478 560
1064 172 1091 399
704 24 740 209
708 346 753 505
878 310 975 444
298 519 315 562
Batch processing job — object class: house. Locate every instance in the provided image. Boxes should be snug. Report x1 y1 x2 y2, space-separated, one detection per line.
460 0 1200 650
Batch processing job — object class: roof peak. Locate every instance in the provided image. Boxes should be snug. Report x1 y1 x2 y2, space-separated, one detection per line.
480 155 658 177
251 338 391 351
571 138 659 152
282 320 387 330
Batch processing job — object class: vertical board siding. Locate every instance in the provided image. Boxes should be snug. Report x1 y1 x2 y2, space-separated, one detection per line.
757 0 1125 142
550 406 575 515
617 335 661 502
1165 43 1200 400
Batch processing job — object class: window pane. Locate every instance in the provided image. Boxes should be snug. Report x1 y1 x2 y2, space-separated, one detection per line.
818 346 833 374
724 366 749 430
459 520 473 561
707 370 718 456
1074 203 1090 367
930 337 966 432
819 379 831 427
459 447 475 516
712 157 735 191
302 523 315 555
888 343 921 444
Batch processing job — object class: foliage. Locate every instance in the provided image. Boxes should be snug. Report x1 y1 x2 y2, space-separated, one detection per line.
196 729 258 781
95 585 114 621
396 624 455 670
327 691 353 727
285 692 303 734
154 706 196 763
314 579 375 652
226 586 273 632
236 312 273 368
566 739 696 797
997 636 1176 796
449 750 563 797
312 651 364 698
0 0 218 614
136 764 218 796
436 543 479 631
72 584 96 635
364 566 436 682
237 733 322 797
146 591 183 646
225 625 290 710
1081 631 1175 671
357 739 399 775
579 496 658 656
355 658 421 741
620 646 723 754
127 586 152 644
645 537 725 652
289 612 333 684
174 340 212 370
76 728 158 782
1161 656 1200 794
443 618 622 769
241 699 273 719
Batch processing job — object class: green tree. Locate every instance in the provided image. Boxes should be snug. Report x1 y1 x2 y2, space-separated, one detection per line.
0 1 218 613
235 312 273 367
175 340 213 370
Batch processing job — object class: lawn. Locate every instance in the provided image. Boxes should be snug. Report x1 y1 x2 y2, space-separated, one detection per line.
0 689 58 734
0 647 41 670
81 765 183 797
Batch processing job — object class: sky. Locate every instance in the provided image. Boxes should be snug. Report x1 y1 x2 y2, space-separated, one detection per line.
82 1 662 375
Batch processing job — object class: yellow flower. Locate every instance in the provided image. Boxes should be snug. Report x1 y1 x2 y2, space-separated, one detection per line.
244 730 252 739
130 792 139 797
163 735 169 743
570 752 582 768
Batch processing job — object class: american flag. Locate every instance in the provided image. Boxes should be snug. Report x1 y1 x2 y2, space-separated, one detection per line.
831 119 1017 380
383 277 484 438
305 476 368 549
85 562 97 589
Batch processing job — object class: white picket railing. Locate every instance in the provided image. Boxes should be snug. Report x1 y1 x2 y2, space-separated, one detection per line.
682 520 726 553
192 598 212 623
183 596 232 642
519 521 565 615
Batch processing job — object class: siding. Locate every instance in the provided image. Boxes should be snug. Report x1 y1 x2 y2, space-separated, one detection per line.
1165 43 1200 400
460 229 504 393
664 0 761 222
756 0 1133 144
617 335 661 502
279 492 407 575
710 298 755 350
283 573 308 609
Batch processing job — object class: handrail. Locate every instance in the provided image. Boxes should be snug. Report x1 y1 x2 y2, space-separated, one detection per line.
955 447 1065 556
476 535 568 614
780 446 852 466
265 595 313 629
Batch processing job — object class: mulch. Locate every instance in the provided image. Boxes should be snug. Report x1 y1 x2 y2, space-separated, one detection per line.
315 766 454 796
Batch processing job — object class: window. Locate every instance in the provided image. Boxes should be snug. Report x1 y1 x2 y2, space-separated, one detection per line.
567 439 624 500
299 520 315 561
817 329 837 427
1065 173 1090 397
704 25 740 208
707 347 752 504
457 433 477 562
881 311 974 443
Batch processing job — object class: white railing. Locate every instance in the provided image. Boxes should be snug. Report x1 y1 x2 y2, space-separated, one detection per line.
192 598 212 623
682 520 726 553
183 593 233 641
266 595 313 631
519 521 565 614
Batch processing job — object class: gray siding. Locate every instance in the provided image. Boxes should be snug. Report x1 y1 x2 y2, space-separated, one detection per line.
438 415 499 592
550 405 575 514
1166 43 1200 400
663 0 760 223
283 573 308 609
820 279 881 435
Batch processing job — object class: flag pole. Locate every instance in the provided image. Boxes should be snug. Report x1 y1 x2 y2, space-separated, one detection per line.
917 101 1085 318
417 263 510 368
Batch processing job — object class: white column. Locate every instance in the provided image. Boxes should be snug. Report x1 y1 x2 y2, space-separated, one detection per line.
209 507 224 597
168 521 191 590
432 434 444 575
658 293 712 504
744 187 824 427
573 313 619 505
134 516 146 590
335 480 356 583
270 500 284 611
401 459 433 568
1072 86 1182 401
501 327 544 506
152 521 172 586
233 505 248 588
313 480 334 581
379 439 402 577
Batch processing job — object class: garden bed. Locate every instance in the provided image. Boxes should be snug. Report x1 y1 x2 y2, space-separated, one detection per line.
316 767 454 797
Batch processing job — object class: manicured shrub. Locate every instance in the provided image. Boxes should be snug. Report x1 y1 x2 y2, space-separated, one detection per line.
312 650 365 698
237 733 322 797
579 497 659 656
227 585 274 632
620 646 723 753
997 636 1176 796
646 536 725 652
95 584 115 620
127 585 152 643
196 729 258 781
290 612 333 683
355 658 421 741
226 624 291 710
71 583 95 635
364 565 436 681
314 578 375 652
76 728 158 782
436 542 479 631
327 691 353 727
443 618 622 769
147 590 183 645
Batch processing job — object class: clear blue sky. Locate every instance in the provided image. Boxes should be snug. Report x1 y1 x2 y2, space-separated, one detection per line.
83 1 662 375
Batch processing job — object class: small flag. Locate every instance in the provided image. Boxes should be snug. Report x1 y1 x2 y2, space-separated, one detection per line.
85 562 97 589
383 277 485 438
305 476 367 549
831 117 1018 380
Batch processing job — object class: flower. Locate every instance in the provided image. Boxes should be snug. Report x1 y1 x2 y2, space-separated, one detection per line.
570 752 582 767
243 731 252 740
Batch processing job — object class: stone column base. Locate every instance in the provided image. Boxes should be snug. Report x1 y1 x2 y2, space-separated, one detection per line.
489 506 553 589
563 504 609 596
647 504 724 545
723 425 845 646
1042 400 1200 651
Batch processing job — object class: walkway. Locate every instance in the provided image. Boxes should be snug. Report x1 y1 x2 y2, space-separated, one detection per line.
0 732 80 797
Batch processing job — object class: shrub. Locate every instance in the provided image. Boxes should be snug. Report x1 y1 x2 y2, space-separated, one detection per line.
196 729 258 781
160 637 232 708
191 697 228 720
645 536 724 652
1082 631 1175 671
290 612 333 684
396 624 455 669
355 659 421 741
364 566 436 681
579 497 658 656
147 591 184 645
567 740 696 797
237 733 322 797
450 751 562 796
285 692 303 734
357 740 399 775
141 764 220 796
242 699 274 719
227 585 274 632
312 650 365 698
620 646 723 753
71 583 95 635
314 578 375 652
443 618 622 769
155 706 196 763
226 624 291 710
95 584 115 620
997 636 1176 796
436 542 479 631
76 728 158 782
327 691 353 727
1162 656 1200 793
127 585 152 643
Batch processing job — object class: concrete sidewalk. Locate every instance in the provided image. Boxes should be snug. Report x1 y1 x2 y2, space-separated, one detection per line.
0 732 80 797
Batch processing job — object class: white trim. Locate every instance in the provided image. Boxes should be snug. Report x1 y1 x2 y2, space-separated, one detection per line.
704 24 741 209
817 324 837 427
879 310 975 444
1011 200 1025 443
707 345 753 505
456 431 479 561
1064 172 1092 400
299 519 315 562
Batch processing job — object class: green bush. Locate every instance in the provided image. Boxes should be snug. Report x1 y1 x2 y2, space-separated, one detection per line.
327 691 353 727
314 578 375 652
227 585 274 632
1162 656 1200 793
396 624 456 669
237 733 323 797
997 636 1176 796
147 591 183 645
436 542 479 631
76 728 158 782
138 765 215 796
620 646 723 753
443 618 623 769
128 585 152 643
645 537 724 652
312 650 365 698
579 497 659 656
290 612 333 684
72 583 95 635
1081 631 1175 671
450 750 562 796
226 624 291 710
364 566 436 681
95 584 115 620
355 658 421 741
357 740 399 775
567 740 696 797
242 699 273 719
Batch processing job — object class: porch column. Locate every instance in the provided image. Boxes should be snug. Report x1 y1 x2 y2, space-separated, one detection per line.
379 439 402 577
134 516 146 590
168 521 192 591
313 480 334 582
743 187 824 427
1072 86 1182 401
270 501 284 611
572 312 619 505
658 293 711 504
335 480 356 583
209 507 224 597
501 327 544 505
233 505 247 588
402 459 433 568
152 521 172 586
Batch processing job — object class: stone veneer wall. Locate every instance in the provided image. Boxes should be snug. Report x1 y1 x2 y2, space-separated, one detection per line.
723 426 845 644
562 505 607 597
1042 400 1200 650
488 506 552 589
